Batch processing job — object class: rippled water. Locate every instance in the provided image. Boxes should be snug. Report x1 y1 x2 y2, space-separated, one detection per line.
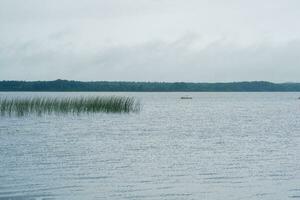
1 92 300 200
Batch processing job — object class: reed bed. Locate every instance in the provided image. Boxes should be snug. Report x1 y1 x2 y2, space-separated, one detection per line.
0 96 140 116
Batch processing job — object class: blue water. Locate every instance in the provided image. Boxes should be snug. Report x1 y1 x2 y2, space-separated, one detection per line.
1 92 300 200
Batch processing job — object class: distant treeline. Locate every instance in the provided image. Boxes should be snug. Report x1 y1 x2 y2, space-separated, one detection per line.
1 80 300 92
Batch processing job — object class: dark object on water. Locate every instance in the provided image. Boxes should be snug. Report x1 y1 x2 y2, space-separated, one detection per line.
181 96 192 99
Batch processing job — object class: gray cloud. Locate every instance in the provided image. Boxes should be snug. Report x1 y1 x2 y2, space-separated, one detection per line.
1 35 300 82
1 0 300 81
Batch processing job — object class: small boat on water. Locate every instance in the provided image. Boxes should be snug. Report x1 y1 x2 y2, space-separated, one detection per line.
181 96 192 99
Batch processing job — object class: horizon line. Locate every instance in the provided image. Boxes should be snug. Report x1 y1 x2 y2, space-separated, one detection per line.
1 79 300 84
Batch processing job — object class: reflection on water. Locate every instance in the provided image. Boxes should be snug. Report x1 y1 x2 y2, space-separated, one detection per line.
0 92 300 200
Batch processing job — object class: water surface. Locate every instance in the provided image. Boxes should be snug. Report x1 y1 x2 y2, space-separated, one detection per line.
1 92 300 200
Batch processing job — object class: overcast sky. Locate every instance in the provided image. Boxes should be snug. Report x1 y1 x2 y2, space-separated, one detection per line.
1 0 300 82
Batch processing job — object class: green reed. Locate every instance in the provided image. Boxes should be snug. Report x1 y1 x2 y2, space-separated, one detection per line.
0 96 140 116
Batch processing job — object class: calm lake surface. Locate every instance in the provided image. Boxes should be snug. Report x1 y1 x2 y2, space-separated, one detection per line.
1 92 300 200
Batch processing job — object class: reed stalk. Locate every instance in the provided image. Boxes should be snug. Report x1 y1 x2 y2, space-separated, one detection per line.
0 96 140 116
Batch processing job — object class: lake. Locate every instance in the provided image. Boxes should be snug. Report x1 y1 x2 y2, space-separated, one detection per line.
1 92 300 200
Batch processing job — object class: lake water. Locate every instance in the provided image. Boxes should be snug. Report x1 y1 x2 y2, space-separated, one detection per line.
1 92 300 200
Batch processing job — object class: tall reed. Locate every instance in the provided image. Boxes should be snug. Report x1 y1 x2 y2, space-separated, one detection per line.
0 96 140 116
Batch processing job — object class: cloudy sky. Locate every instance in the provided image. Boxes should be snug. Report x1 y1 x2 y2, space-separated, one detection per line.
1 0 300 82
